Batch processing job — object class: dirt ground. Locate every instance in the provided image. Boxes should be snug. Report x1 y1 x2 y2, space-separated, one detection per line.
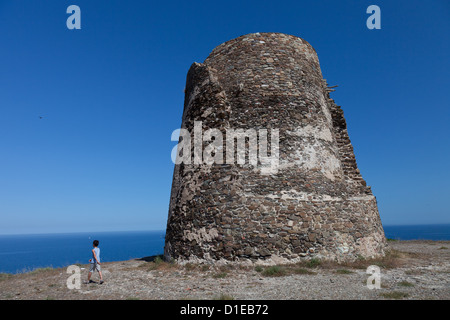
1 240 449 300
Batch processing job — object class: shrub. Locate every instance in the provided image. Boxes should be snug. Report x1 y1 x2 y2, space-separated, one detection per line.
398 281 414 287
201 265 210 272
262 266 286 277
335 269 353 274
379 291 409 299
212 272 227 279
306 258 321 268
293 268 316 275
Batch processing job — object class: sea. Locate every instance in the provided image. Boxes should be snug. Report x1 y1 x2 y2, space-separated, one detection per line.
0 224 449 274
0 230 165 274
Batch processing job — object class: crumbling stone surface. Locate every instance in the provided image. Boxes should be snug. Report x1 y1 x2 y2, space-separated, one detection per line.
164 32 387 264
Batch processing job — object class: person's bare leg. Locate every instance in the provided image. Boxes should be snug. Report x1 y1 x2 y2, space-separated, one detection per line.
99 271 103 281
87 271 92 282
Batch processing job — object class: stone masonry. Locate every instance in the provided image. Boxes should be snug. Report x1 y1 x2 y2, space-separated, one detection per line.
164 33 387 264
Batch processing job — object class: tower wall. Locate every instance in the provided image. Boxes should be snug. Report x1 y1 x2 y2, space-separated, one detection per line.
165 33 387 263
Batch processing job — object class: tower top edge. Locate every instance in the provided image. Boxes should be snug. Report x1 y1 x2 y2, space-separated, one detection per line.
205 32 318 63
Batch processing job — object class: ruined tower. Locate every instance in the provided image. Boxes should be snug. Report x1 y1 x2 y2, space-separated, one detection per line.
164 33 387 263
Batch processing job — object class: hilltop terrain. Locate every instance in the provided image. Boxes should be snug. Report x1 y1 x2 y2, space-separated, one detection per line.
0 240 448 300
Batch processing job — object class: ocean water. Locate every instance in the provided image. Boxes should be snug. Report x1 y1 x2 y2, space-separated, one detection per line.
0 230 165 274
0 225 449 274
383 224 450 241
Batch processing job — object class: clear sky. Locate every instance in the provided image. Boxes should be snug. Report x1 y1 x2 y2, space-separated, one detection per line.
0 0 448 234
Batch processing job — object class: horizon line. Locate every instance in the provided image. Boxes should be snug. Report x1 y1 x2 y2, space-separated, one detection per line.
1 222 450 236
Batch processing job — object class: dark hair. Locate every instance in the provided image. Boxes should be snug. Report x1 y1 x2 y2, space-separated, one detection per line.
93 240 99 247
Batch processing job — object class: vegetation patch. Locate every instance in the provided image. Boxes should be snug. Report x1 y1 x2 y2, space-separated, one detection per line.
28 267 54 275
261 266 286 277
212 272 227 279
0 273 13 281
200 265 210 272
305 258 321 268
379 291 410 299
184 263 197 271
397 281 414 287
337 250 419 270
293 268 316 275
214 293 234 300
254 266 263 273
335 269 353 274
147 256 177 271
404 269 423 275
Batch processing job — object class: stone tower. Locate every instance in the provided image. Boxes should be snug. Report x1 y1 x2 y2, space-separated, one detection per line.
164 33 387 263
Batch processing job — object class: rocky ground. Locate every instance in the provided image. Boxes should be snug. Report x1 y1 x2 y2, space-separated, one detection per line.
0 240 449 300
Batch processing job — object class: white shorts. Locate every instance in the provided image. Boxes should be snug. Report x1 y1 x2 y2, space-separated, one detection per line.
89 262 101 272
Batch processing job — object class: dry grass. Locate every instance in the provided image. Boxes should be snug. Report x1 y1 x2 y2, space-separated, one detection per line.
213 293 234 300
183 263 197 271
404 269 424 275
200 265 210 272
0 273 13 282
292 268 317 275
379 291 410 299
145 256 178 271
254 266 264 273
261 261 320 277
397 281 414 287
212 272 228 279
332 249 422 270
335 269 354 275
261 266 287 277
28 267 55 275
258 249 423 278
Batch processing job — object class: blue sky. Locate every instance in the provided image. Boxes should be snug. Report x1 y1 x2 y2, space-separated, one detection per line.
0 0 448 234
